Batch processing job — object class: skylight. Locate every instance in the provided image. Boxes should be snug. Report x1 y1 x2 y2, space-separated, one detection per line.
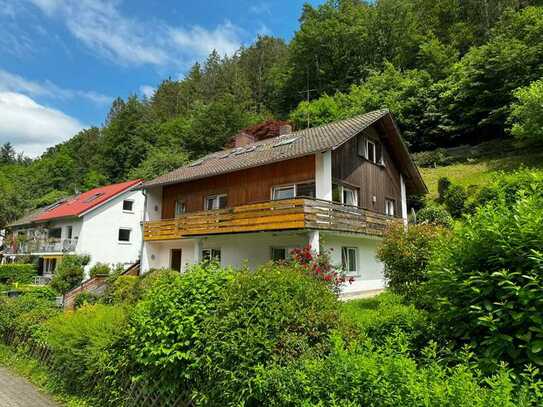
233 145 257 155
83 192 105 203
189 158 205 167
273 137 298 147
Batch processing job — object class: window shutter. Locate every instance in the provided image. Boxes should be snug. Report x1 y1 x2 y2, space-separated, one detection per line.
358 135 367 158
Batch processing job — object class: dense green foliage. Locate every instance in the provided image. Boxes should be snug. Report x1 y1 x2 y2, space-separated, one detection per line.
377 223 444 301
0 264 37 284
428 194 543 370
0 295 59 340
509 79 543 143
416 205 453 228
1 2 543 228
50 255 90 295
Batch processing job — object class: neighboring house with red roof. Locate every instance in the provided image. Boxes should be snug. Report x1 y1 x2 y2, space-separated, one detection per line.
2 179 144 280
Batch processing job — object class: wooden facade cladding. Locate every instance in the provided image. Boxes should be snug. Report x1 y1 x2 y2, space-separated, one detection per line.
332 127 403 217
161 155 315 219
144 198 391 241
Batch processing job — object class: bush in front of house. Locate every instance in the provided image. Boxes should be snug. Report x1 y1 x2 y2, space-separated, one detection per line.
89 262 111 278
428 194 543 371
44 304 129 404
416 204 453 228
254 334 543 406
101 275 139 305
0 263 37 284
73 291 99 309
377 222 444 303
50 254 90 295
128 262 339 405
443 184 468 218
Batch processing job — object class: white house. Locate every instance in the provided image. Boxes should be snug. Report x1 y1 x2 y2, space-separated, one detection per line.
140 110 427 296
2 179 144 280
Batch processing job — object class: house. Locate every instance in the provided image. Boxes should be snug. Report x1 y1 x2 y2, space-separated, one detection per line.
141 110 427 295
2 179 144 281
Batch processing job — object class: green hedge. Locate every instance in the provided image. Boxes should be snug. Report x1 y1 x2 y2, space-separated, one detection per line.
0 264 37 284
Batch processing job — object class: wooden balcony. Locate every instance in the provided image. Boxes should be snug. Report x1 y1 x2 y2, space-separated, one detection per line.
143 198 392 241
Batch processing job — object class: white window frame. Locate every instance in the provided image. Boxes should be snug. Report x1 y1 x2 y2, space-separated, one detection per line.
202 248 221 262
205 194 227 210
66 225 73 239
272 185 296 200
118 227 132 244
333 183 359 206
270 246 296 262
366 139 376 163
122 199 134 213
341 247 358 276
385 198 395 216
175 200 186 217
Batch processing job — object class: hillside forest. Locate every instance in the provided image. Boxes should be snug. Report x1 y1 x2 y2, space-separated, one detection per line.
1 0 543 228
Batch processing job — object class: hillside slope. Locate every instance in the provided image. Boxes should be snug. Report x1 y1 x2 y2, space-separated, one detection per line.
414 139 543 199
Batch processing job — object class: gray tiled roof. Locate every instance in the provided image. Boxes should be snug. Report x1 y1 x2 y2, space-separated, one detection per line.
145 109 390 187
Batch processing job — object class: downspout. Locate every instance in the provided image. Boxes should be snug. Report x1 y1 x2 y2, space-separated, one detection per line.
139 187 147 272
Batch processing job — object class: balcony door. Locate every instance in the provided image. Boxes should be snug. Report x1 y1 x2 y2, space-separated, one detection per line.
170 249 182 272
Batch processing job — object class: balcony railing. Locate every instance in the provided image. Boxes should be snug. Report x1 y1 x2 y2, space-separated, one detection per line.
4 238 78 255
143 198 392 241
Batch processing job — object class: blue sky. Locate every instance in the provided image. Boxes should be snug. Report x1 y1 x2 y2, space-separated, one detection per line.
0 0 323 156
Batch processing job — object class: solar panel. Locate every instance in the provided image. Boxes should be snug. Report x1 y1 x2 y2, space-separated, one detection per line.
189 158 205 167
273 137 298 147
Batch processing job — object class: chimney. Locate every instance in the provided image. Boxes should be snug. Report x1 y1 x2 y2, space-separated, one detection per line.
233 132 256 147
279 124 292 136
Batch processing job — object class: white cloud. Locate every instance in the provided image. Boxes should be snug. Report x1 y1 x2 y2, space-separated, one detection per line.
139 85 156 99
250 3 271 15
26 0 246 67
0 92 84 157
0 69 112 105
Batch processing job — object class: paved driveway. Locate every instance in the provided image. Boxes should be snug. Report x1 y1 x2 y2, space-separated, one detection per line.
0 367 59 406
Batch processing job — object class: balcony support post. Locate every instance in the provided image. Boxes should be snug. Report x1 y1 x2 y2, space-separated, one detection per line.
400 173 408 227
193 238 203 264
308 230 320 254
315 151 332 201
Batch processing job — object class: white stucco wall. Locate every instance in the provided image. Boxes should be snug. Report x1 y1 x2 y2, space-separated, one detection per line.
142 230 385 294
78 188 144 273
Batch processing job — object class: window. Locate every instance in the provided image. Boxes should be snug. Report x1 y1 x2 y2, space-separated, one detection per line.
202 248 221 262
271 247 289 262
385 199 395 216
296 182 316 198
333 183 359 206
272 185 295 200
122 200 134 212
66 226 73 239
48 228 61 239
206 194 227 210
341 247 358 275
175 200 186 217
272 182 316 200
343 187 358 206
118 228 131 242
367 140 376 163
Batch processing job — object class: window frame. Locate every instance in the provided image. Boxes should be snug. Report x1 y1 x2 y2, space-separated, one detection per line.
205 194 228 211
332 183 359 206
271 184 296 200
385 198 396 217
66 225 73 239
48 227 62 240
201 248 221 262
118 227 132 243
366 139 377 163
174 200 186 217
122 199 134 213
341 246 359 276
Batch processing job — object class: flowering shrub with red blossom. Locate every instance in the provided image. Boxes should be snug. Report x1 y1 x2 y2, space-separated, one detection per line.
290 244 353 295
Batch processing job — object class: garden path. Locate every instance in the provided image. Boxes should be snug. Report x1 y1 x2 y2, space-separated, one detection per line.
0 367 59 406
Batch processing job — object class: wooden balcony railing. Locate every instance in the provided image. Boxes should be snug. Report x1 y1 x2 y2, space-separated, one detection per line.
143 198 392 241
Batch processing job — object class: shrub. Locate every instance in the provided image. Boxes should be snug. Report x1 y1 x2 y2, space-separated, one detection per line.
131 268 181 300
89 263 111 278
15 285 58 300
509 78 543 143
437 176 451 202
50 255 90 295
73 292 99 309
443 184 468 218
428 195 543 370
254 336 543 406
475 169 543 207
0 295 59 340
128 262 340 405
377 223 444 302
0 264 37 284
101 275 138 305
45 304 129 402
416 205 453 228
341 292 431 351
290 244 351 295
